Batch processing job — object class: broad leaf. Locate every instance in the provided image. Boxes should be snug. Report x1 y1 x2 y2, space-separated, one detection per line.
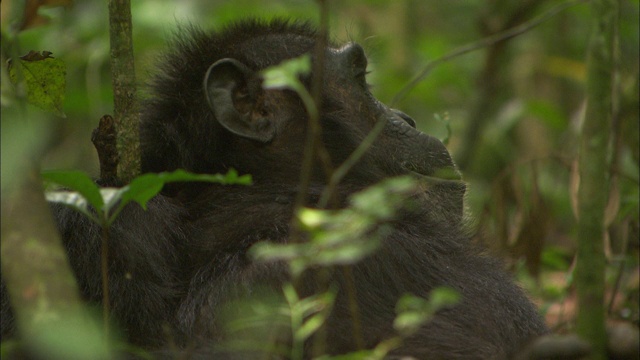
42 170 104 210
45 191 99 224
8 51 66 117
120 169 252 211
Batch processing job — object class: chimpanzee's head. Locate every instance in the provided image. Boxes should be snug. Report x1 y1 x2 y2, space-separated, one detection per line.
140 19 464 216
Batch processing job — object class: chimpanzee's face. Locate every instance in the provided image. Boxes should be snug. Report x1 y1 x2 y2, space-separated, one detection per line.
319 43 459 182
200 39 464 218
203 41 459 188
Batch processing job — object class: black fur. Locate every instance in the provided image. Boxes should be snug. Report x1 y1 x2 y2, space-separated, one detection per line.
1 19 548 359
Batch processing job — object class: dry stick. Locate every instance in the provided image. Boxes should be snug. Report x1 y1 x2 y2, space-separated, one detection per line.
91 115 118 183
390 0 589 107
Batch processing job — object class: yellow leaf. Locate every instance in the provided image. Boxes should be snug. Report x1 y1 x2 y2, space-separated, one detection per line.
8 52 66 117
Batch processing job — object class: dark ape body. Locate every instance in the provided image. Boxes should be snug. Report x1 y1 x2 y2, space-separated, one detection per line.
1 19 547 359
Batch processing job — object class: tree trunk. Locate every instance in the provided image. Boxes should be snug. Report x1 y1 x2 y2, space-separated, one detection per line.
1 166 104 358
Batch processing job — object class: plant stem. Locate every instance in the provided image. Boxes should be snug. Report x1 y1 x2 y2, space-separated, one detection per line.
101 224 110 341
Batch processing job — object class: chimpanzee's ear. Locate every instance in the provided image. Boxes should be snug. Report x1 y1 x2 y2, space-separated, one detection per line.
203 58 274 143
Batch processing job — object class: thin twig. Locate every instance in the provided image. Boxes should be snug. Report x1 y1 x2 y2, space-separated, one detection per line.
391 0 589 107
101 224 110 342
292 2 331 216
318 115 387 208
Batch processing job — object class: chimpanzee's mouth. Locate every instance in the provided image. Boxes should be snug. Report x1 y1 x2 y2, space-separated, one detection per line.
382 108 462 183
401 161 463 183
397 134 462 182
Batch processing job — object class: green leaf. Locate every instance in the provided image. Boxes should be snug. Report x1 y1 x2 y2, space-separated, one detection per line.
296 313 326 342
251 241 305 262
109 169 251 223
350 176 418 219
315 337 402 360
283 285 335 343
433 112 452 145
394 288 459 335
395 294 429 312
261 55 317 120
251 176 418 278
541 246 571 271
261 54 311 91
8 53 66 117
283 283 300 306
42 170 104 210
100 187 129 220
43 169 250 226
394 294 430 334
155 168 252 185
297 207 330 228
122 169 251 210
428 287 460 309
45 191 99 224
295 292 332 318
315 350 375 360
526 100 567 131
394 312 427 332
120 173 166 210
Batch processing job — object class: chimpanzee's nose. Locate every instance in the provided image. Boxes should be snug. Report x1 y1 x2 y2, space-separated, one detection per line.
392 109 417 128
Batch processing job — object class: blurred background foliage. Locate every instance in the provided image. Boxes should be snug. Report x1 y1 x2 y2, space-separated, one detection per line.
1 0 638 334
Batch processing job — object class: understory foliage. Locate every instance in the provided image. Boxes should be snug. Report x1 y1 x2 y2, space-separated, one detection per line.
1 0 638 358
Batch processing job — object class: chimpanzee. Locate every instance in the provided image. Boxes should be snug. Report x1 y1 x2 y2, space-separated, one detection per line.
1 19 548 359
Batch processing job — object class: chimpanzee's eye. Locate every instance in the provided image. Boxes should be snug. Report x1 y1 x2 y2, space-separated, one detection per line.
355 70 371 89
